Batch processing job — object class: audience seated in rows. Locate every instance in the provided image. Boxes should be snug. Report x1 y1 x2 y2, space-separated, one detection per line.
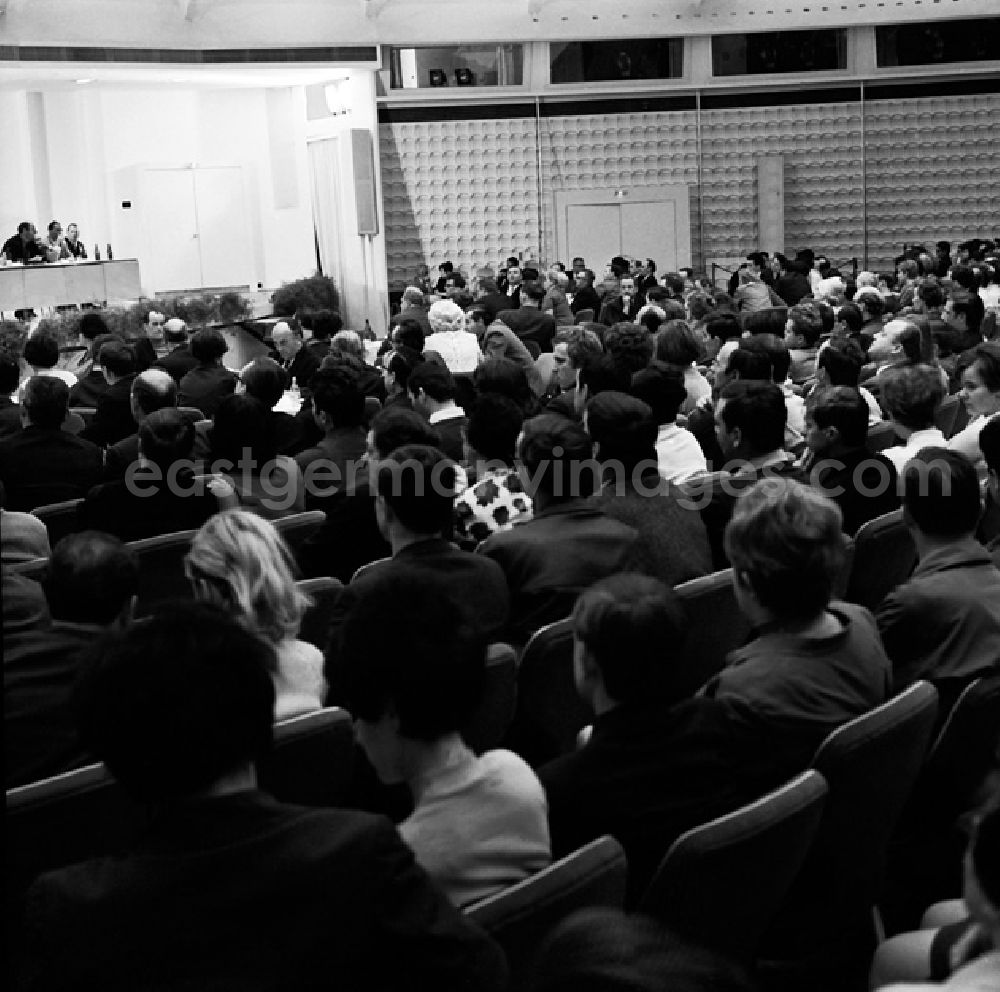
454 392 532 548
875 449 1000 706
539 573 772 905
703 479 892 774
185 509 325 720
332 569 550 907
880 364 948 473
478 414 639 646
804 386 900 535
16 602 506 990
177 328 237 418
0 377 103 511
5 531 137 788
586 391 711 588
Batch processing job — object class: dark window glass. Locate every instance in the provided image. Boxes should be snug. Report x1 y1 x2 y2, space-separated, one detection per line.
550 39 683 83
712 30 847 76
388 45 523 90
876 19 1000 67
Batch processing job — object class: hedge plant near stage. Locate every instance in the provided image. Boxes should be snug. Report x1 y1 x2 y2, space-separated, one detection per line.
270 273 340 320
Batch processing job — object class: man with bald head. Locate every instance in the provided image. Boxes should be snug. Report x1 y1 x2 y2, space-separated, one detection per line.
104 369 179 479
272 320 320 395
389 287 433 338
154 318 199 383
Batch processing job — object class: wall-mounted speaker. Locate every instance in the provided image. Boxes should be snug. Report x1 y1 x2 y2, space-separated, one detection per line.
429 69 447 87
455 68 474 86
351 128 379 236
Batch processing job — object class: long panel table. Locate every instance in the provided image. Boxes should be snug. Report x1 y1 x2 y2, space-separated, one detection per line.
0 260 142 312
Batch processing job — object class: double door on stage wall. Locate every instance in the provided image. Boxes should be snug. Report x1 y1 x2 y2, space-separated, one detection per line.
554 186 691 274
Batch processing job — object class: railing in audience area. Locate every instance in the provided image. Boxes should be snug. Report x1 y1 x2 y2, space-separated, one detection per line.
709 256 859 287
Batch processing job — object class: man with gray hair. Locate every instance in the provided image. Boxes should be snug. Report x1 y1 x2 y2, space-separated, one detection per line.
154 318 199 383
390 287 432 338
104 368 178 478
328 330 386 401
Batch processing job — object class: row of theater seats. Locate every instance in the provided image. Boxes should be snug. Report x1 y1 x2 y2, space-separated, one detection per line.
9 676 997 991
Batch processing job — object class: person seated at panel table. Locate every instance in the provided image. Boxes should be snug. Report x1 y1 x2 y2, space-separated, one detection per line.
1 221 47 264
331 568 550 908
177 327 237 419
63 222 86 260
4 531 138 790
0 377 103 511
701 478 892 776
43 220 71 262
79 407 235 542
16 602 508 991
206 393 305 520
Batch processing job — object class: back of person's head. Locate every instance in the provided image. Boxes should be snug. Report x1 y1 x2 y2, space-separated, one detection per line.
24 329 60 370
837 301 865 335
329 569 484 749
787 304 823 347
310 309 343 340
519 413 596 499
572 574 688 705
72 602 275 802
240 357 285 409
467 392 523 465
726 346 773 382
724 479 846 622
78 312 110 343
919 280 946 310
0 351 20 395
630 361 687 427
186 509 309 646
370 405 441 459
408 360 456 402
375 443 459 535
23 375 69 429
687 291 714 322
856 287 886 318
190 327 228 364
719 380 787 456
743 334 790 384
99 340 136 379
880 363 945 429
563 327 604 369
45 532 139 625
528 908 755 992
655 320 702 367
706 312 741 343
474 358 532 409
311 363 365 428
394 317 425 351
131 368 177 416
578 353 632 398
603 323 654 377
210 393 276 464
139 407 196 470
743 308 787 339
90 331 122 364
330 329 364 362
162 318 189 344
586 392 657 471
951 265 978 293
902 447 981 538
427 298 466 334
809 386 869 449
401 286 425 307
817 338 865 386
897 320 928 363
519 281 545 305
386 345 425 393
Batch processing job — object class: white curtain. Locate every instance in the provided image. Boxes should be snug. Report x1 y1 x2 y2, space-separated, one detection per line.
307 138 344 295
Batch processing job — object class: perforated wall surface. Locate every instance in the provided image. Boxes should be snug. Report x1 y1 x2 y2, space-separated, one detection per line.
380 89 1000 286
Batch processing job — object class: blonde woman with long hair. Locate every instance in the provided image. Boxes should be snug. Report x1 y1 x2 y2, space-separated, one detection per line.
185 510 325 720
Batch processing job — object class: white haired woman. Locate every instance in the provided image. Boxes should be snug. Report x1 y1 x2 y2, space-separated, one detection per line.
423 299 483 375
185 509 325 720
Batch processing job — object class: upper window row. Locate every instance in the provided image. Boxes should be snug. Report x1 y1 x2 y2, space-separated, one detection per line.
385 18 999 90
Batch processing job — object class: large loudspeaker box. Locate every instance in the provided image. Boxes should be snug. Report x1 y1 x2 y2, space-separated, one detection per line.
351 128 379 236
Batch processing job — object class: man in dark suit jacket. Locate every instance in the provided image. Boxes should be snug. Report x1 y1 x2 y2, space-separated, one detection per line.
479 414 639 646
240 356 307 457
498 281 556 354
389 287 434 339
68 331 121 409
298 406 438 584
0 377 103 511
103 369 180 479
539 574 781 905
153 318 200 383
0 351 22 439
4 532 138 789
407 361 467 464
79 409 228 542
273 320 321 394
17 603 507 991
325 445 509 670
80 340 137 447
177 328 237 419
570 268 601 318
774 256 813 307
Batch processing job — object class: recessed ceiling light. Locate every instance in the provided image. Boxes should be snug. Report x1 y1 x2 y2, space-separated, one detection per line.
75 78 94 84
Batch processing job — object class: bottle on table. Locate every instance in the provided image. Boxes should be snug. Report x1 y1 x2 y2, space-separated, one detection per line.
106 244 113 261
94 244 101 261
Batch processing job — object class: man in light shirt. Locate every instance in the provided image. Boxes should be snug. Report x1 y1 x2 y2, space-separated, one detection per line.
879 364 947 473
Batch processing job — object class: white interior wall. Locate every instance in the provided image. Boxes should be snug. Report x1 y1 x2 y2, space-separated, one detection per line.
0 92 38 238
